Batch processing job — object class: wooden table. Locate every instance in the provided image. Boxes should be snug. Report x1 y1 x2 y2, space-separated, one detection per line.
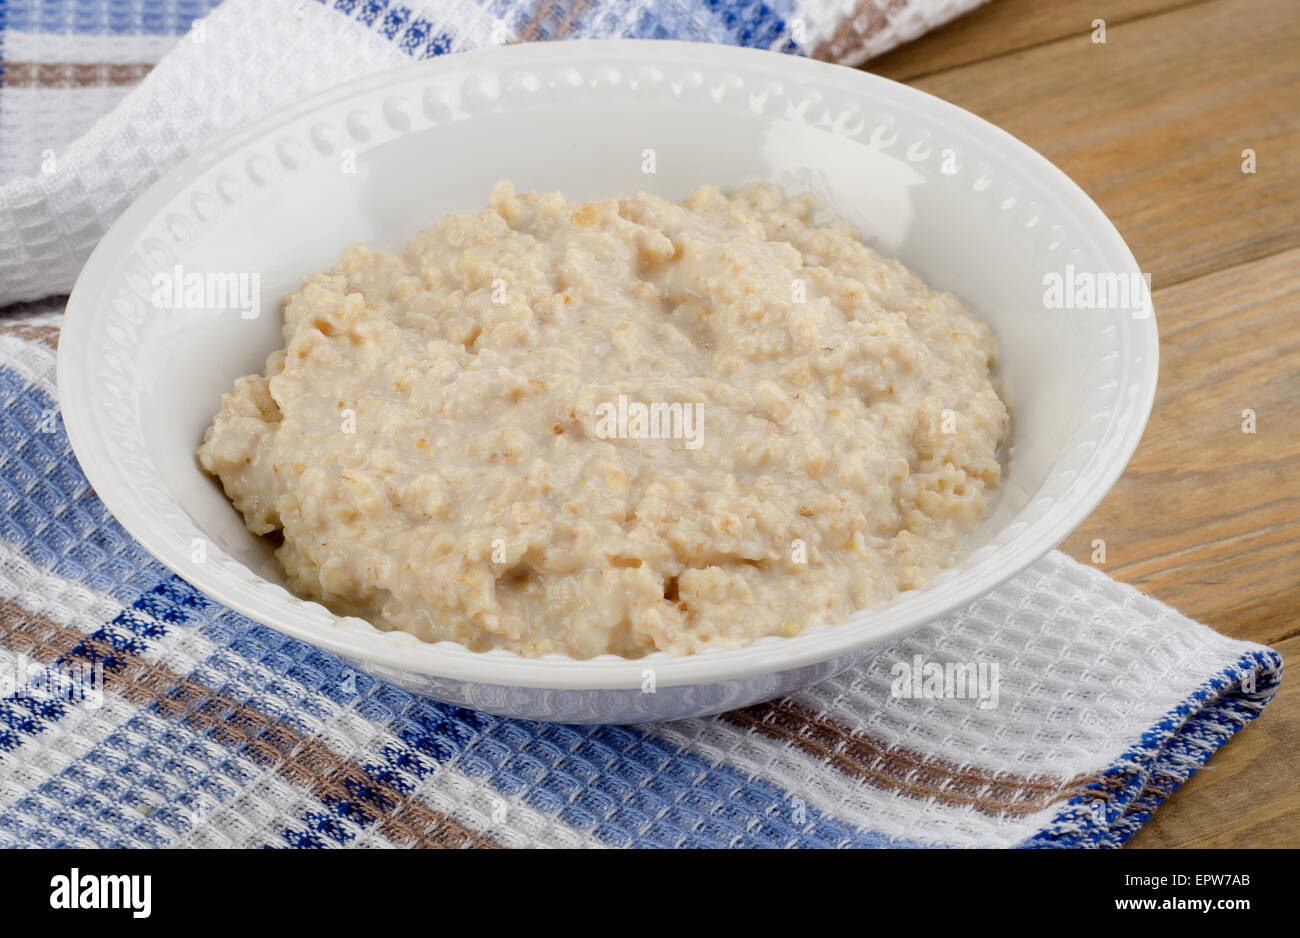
864 0 1299 847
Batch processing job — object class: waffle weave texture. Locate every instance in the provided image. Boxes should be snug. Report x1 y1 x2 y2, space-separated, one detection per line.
0 0 1283 848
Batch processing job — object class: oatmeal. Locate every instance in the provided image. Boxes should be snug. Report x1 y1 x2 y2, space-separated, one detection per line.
198 182 1009 658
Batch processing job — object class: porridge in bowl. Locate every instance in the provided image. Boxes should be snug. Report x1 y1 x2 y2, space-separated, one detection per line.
198 182 1009 659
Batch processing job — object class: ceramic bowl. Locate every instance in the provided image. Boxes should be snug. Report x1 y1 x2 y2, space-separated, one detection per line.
58 40 1158 723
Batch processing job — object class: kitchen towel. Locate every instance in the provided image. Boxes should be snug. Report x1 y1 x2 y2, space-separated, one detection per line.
0 0 1283 848
0 0 988 305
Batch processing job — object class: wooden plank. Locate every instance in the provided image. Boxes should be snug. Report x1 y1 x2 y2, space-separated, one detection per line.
900 0 1300 852
904 0 1300 289
1058 247 1300 646
869 0 1202 82
1128 633 1298 848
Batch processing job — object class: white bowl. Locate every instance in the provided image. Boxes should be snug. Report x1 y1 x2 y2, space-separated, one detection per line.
59 40 1157 723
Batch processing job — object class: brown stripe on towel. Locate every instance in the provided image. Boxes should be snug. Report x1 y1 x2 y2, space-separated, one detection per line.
0 322 59 349
813 0 910 64
515 0 593 42
0 599 500 849
724 697 1101 817
554 0 593 38
0 61 154 89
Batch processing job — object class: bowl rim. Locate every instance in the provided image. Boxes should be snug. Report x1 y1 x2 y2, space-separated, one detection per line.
59 38 1159 691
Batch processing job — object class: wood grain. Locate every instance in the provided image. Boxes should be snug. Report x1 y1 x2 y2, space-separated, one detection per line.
1060 248 1300 849
901 0 1300 289
880 0 1300 848
869 0 1204 81
1058 247 1300 646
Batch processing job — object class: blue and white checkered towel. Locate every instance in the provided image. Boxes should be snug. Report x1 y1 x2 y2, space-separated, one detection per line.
0 0 1283 848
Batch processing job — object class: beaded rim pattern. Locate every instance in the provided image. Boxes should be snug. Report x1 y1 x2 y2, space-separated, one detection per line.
59 40 1158 693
